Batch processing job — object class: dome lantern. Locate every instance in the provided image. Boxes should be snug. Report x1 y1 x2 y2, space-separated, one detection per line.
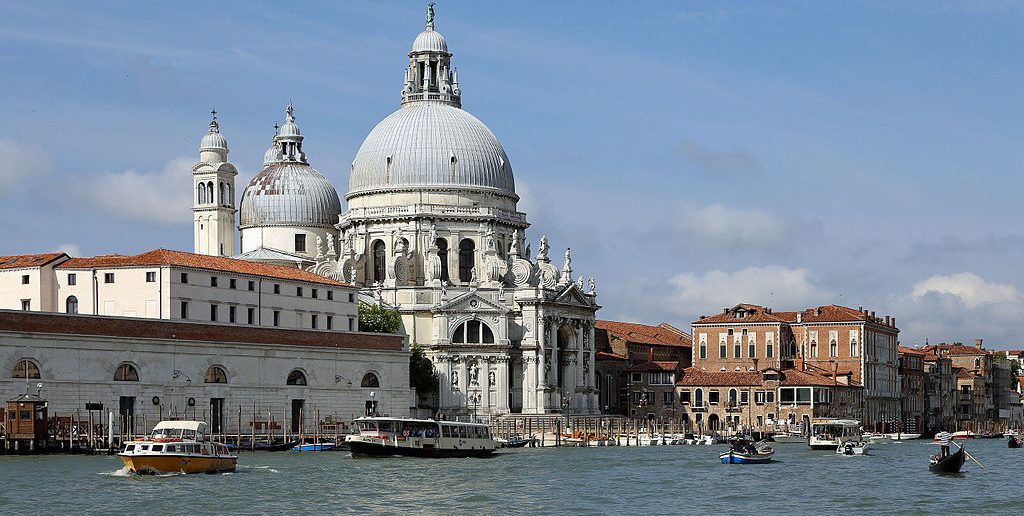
199 109 228 163
402 3 460 108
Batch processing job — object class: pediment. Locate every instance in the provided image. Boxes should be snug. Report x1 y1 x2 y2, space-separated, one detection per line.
552 283 593 307
432 290 509 314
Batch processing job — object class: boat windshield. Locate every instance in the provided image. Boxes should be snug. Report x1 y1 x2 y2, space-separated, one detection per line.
812 423 857 438
357 420 379 433
151 428 199 441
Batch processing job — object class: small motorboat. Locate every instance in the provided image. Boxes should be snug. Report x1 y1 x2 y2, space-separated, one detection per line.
118 420 236 474
1008 436 1022 449
495 437 532 448
770 431 806 444
863 432 893 444
837 441 870 456
929 443 966 474
720 439 774 464
291 441 336 451
951 430 976 439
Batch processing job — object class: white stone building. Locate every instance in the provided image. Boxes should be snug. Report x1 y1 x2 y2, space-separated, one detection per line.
298 7 601 416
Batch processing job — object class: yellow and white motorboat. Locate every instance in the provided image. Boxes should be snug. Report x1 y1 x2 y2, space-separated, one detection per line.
118 420 237 474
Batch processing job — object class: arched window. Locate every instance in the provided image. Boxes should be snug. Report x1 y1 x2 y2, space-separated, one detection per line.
287 369 307 386
810 340 818 358
451 320 495 344
114 363 139 382
198 183 206 204
436 238 450 282
695 388 704 407
729 388 738 405
458 238 475 282
372 240 386 283
12 359 40 379
207 181 214 204
974 358 980 369
66 295 78 314
790 340 797 357
220 182 226 205
829 339 837 358
205 365 228 384
361 372 380 388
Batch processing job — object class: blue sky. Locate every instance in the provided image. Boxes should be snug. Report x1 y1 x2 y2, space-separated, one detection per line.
2 1 1023 347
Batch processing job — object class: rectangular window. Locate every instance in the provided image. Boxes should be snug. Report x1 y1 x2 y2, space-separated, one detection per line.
229 306 236 323
631 372 642 383
67 273 76 285
311 314 318 329
680 390 691 405
740 391 749 405
229 278 237 289
210 276 218 287
767 391 775 403
327 290 334 301
180 301 189 319
348 318 355 331
699 343 707 359
749 343 755 358
349 293 355 303
104 272 115 283
755 391 766 404
210 304 218 322
21 299 30 311
734 342 741 358
780 388 794 403
767 343 774 358
21 275 29 284
297 286 303 297
145 271 156 282
709 390 720 405
719 342 727 359
664 391 674 404
274 284 280 294
273 310 280 327
181 272 188 284
247 307 255 325
851 340 859 357
312 288 318 299
327 315 333 330
294 233 306 252
248 280 255 291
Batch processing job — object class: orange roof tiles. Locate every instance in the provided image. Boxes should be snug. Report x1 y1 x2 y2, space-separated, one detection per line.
595 351 627 361
627 361 679 373
923 344 987 357
58 249 348 287
596 320 691 348
676 366 856 387
693 304 792 324
0 252 67 270
898 346 925 355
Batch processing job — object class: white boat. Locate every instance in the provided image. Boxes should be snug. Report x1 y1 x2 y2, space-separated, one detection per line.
118 420 236 474
771 431 806 444
951 430 976 440
883 432 921 440
862 432 893 444
345 417 498 458
808 419 861 450
836 440 871 455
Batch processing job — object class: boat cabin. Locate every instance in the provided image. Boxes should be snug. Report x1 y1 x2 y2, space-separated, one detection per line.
355 418 491 440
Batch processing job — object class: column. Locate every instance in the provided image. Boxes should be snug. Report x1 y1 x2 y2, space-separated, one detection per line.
482 359 492 415
522 354 537 413
458 358 468 412
497 358 509 414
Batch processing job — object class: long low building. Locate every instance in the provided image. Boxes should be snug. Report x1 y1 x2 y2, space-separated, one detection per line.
1 310 409 437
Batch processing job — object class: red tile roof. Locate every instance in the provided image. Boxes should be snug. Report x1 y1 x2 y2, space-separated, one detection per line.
955 367 977 379
693 304 792 324
676 366 857 387
627 361 679 373
923 344 987 357
595 351 628 361
596 320 691 348
58 249 348 287
799 305 870 323
0 310 401 351
0 252 67 270
898 346 925 356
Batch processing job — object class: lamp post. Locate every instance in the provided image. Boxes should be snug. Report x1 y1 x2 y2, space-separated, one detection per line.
469 390 482 423
368 391 377 416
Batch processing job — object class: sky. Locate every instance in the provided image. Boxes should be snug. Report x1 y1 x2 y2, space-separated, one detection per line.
1 1 1023 348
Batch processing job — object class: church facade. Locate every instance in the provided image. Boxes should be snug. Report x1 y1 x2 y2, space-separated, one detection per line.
220 6 601 417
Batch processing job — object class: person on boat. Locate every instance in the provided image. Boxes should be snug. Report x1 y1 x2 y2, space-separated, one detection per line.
936 430 952 458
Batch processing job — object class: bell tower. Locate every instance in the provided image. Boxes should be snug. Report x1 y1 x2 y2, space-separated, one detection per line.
192 110 238 256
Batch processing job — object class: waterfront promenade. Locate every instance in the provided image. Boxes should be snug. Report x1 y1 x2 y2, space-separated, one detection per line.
0 439 1016 515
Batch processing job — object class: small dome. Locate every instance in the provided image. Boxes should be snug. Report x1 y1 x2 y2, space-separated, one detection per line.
279 121 301 137
412 29 447 53
263 141 281 166
200 131 227 151
240 163 341 228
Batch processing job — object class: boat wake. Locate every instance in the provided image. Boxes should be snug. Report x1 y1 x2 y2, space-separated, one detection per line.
245 465 280 474
99 467 185 478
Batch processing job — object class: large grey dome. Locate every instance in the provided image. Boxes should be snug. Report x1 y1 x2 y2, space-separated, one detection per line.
348 103 516 200
240 162 341 228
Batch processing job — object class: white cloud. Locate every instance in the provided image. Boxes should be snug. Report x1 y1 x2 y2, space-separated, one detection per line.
676 202 790 248
667 265 832 318
53 243 81 256
0 138 52 194
911 272 1019 309
76 157 194 225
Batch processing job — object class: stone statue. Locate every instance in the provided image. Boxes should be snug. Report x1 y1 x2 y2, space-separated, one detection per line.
564 247 572 272
451 370 458 386
588 277 596 295
577 276 584 289
488 370 495 386
428 223 437 248
315 235 324 258
348 265 357 284
470 267 477 284
537 235 549 260
327 234 336 256
375 281 383 300
469 363 479 384
441 280 448 298
426 2 435 29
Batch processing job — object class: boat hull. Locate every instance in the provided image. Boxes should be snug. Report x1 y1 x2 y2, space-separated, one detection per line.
720 451 773 464
119 454 237 474
348 440 495 458
929 447 965 474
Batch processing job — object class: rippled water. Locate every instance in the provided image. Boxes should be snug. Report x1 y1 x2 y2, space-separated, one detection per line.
0 439 1018 515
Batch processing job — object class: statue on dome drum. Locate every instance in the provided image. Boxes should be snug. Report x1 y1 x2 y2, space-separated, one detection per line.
426 2 435 29
537 235 549 261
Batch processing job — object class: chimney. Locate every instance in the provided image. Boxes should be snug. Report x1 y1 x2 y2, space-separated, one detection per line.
885 315 890 326
815 307 821 316
796 313 802 323
891 317 896 328
975 338 983 349
870 311 875 319
699 315 706 320
858 306 864 313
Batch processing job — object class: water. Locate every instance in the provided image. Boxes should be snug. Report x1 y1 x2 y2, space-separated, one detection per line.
0 440 1018 515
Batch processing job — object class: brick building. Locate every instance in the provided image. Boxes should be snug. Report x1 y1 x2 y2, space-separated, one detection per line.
898 346 925 433
593 320 691 416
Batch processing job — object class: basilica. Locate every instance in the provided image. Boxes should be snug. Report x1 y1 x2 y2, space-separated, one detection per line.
194 6 600 417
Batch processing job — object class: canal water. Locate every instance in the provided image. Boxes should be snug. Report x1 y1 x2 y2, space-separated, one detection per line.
0 439 1018 515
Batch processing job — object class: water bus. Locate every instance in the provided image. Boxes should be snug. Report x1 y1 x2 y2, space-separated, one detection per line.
118 421 236 474
808 419 862 450
345 417 498 458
